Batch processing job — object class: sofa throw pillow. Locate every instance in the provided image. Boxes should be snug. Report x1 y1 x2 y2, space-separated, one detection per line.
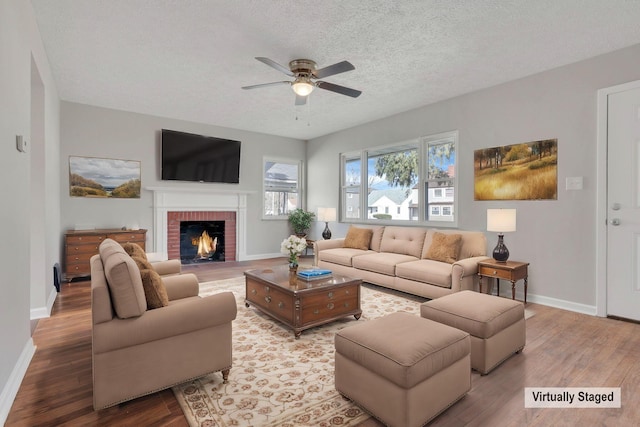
344 226 373 250
425 232 463 264
139 269 169 309
131 256 153 272
121 242 147 261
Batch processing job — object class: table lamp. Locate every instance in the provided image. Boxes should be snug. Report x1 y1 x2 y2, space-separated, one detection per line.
317 207 337 240
487 209 516 262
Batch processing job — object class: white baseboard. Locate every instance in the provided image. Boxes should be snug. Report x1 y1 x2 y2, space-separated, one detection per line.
30 287 58 320
498 288 597 316
0 339 36 425
240 252 283 261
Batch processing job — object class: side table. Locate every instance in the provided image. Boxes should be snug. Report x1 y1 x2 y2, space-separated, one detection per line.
477 260 529 303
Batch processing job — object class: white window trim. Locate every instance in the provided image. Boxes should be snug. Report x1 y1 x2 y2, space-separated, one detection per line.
340 130 458 227
262 156 304 220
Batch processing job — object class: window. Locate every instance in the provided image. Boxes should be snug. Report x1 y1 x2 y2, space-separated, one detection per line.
263 159 301 218
341 131 457 226
342 155 362 219
424 133 456 223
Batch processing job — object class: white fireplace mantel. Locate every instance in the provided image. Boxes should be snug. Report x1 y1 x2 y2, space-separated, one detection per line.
146 187 255 261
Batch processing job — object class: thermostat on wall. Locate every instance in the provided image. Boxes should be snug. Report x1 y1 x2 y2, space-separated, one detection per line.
16 135 27 153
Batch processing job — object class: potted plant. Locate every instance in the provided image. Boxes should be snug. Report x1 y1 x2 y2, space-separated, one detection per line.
288 208 315 237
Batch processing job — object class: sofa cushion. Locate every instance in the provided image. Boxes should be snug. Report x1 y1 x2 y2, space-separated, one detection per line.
99 238 127 263
352 252 418 276
424 232 463 264
344 226 374 250
140 269 170 309
395 259 453 288
102 251 147 318
370 226 385 252
318 248 372 267
379 226 426 258
121 242 147 260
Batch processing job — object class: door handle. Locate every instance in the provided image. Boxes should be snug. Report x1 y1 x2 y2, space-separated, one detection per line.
610 218 621 226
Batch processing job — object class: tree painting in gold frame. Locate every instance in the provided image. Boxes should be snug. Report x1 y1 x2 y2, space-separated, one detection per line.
474 139 557 200
69 156 141 198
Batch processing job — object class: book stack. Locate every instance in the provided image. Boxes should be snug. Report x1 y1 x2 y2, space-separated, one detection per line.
297 268 332 281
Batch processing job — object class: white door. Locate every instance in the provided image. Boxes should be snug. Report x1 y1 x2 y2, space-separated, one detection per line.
607 87 640 321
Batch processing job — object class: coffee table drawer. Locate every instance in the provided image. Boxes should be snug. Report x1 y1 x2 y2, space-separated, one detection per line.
246 280 294 323
300 295 359 325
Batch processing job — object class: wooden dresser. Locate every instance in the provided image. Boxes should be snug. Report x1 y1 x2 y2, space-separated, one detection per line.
64 228 147 281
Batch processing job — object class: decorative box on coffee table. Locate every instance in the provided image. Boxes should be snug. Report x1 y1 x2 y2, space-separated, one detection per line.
244 265 361 338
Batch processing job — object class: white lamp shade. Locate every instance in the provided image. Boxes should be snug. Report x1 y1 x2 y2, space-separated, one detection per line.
317 207 337 222
487 209 516 233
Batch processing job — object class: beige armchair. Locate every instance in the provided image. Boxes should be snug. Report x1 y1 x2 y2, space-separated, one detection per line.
90 239 237 410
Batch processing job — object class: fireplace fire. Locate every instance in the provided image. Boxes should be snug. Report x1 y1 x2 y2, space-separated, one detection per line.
193 230 217 259
179 220 225 264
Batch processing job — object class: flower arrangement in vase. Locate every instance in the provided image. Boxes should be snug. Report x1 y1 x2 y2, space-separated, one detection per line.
280 234 308 272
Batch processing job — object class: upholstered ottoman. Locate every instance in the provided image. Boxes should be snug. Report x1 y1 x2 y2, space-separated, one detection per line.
420 290 525 375
335 312 470 427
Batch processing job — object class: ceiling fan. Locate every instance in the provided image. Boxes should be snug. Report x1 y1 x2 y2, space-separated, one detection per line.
242 57 362 105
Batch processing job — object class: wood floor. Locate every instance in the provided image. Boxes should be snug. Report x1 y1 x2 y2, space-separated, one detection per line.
6 257 640 426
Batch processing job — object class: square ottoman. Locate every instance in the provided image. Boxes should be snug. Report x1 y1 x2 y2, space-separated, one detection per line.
335 312 470 427
420 290 525 375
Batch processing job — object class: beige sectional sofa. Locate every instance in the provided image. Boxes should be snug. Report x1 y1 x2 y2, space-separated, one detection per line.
314 226 490 299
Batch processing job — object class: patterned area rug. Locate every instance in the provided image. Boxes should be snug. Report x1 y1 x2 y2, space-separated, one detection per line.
172 276 425 427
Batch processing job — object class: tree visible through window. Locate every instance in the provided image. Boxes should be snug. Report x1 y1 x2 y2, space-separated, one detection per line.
340 131 457 225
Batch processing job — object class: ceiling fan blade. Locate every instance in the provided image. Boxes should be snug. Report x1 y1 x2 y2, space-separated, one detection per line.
313 61 355 79
255 57 294 77
242 81 291 90
295 95 307 106
316 81 362 98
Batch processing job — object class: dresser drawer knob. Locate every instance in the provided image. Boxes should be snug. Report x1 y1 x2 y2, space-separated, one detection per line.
251 289 257 295
344 302 350 308
327 291 334 299
265 296 271 303
327 302 334 310
278 302 284 309
265 286 270 293
493 270 497 274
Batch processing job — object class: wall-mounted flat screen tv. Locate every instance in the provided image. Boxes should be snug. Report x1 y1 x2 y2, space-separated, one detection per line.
161 129 241 183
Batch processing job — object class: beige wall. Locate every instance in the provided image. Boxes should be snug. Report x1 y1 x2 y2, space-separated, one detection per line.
1 0 61 422
60 102 306 257
307 43 640 312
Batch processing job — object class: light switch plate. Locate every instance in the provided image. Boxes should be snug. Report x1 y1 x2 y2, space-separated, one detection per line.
566 176 583 190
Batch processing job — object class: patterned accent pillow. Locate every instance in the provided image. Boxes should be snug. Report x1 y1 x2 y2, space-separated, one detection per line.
344 226 373 250
139 269 169 309
425 232 463 264
121 242 147 260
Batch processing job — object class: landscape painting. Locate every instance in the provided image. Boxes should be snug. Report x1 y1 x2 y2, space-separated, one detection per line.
474 139 557 200
69 156 141 198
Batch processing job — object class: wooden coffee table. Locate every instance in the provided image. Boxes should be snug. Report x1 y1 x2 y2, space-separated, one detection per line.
244 265 362 338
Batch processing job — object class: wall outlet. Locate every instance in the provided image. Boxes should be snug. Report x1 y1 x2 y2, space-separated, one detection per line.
16 135 27 153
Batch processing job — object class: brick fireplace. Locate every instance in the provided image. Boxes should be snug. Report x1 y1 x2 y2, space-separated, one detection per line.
167 211 236 262
147 187 250 261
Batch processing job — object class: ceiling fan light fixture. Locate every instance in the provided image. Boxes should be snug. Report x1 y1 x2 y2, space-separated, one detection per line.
291 78 314 96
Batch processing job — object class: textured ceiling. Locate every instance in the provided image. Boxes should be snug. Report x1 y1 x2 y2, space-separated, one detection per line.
31 0 640 140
